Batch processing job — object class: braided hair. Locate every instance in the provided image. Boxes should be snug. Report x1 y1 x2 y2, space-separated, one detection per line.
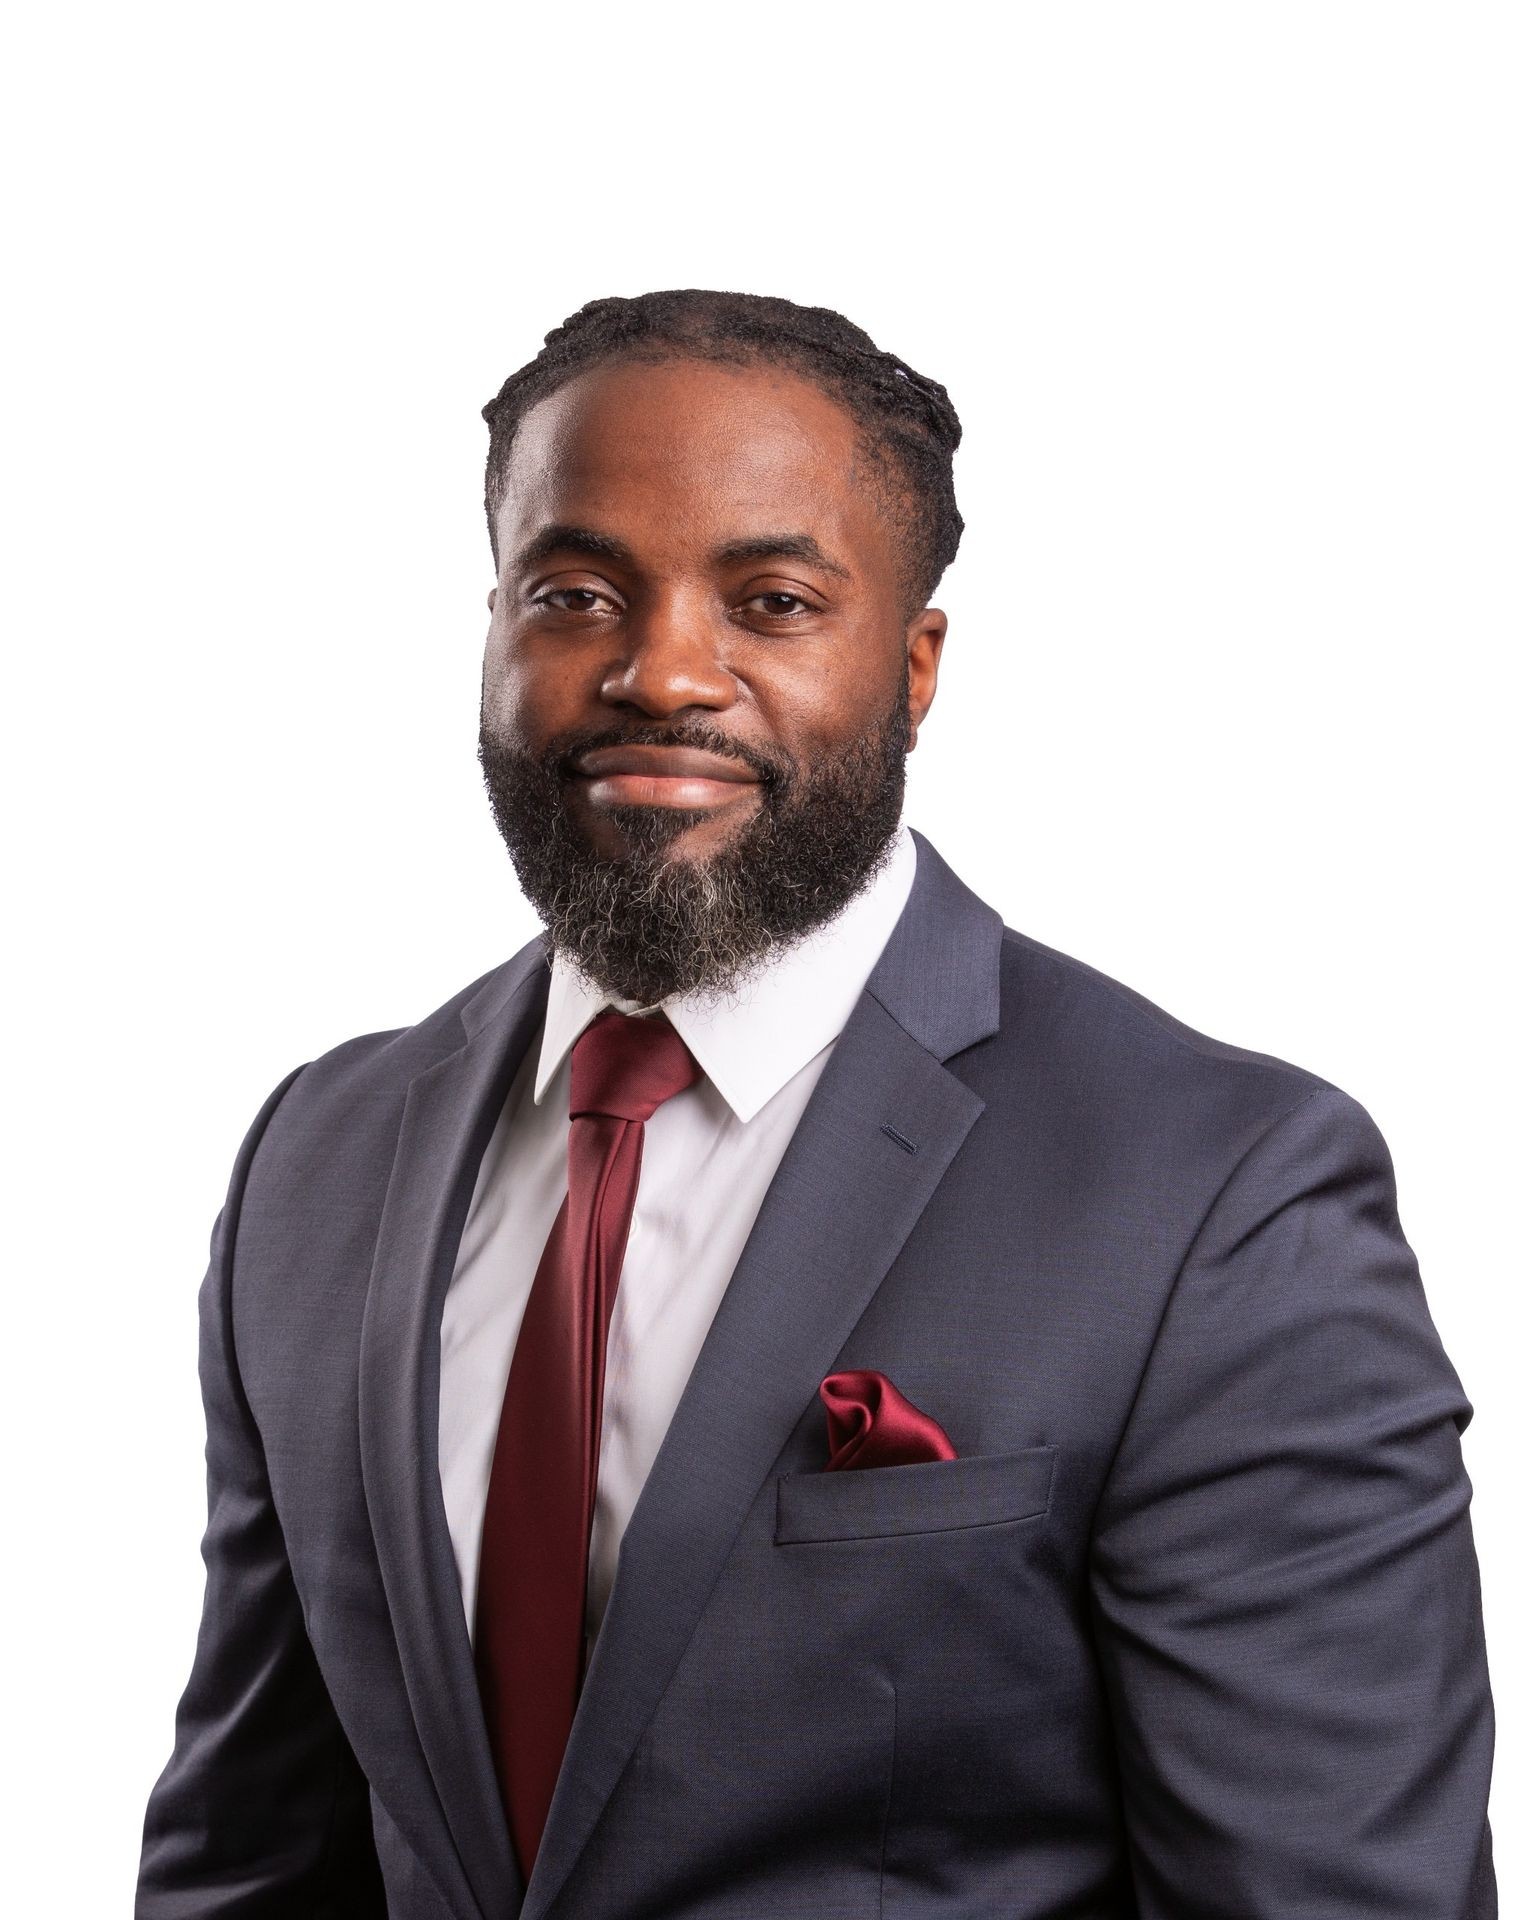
482 289 964 616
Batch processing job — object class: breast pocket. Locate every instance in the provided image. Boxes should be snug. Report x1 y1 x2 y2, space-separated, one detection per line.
774 1444 1056 1545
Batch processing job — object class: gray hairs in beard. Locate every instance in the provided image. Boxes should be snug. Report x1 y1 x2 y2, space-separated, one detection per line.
477 663 912 1010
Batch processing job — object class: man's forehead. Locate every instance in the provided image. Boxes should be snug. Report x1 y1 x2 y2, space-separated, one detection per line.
496 359 875 558
516 360 859 478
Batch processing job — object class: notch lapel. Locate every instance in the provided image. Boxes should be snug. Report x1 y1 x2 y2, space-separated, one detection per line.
520 829 1003 1920
358 944 552 1920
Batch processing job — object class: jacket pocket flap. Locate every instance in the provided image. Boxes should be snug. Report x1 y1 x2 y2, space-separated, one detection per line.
775 1444 1056 1545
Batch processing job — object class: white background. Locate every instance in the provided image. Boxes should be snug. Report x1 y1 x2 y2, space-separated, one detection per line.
5 3 1529 1908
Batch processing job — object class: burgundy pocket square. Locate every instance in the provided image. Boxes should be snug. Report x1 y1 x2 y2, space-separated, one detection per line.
819 1369 958 1472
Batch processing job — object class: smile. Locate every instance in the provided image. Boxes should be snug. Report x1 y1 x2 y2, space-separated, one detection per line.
570 744 764 810
573 771 762 810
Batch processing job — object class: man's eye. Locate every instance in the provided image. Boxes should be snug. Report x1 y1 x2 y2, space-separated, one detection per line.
534 588 608 614
747 592 813 619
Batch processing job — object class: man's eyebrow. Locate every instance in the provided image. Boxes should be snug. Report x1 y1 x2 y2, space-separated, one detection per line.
514 524 636 572
712 534 853 582
512 524 853 583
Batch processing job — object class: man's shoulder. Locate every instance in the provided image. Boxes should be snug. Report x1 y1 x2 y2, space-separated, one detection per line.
988 919 1350 1156
999 921 1332 1083
260 942 547 1136
908 833 1343 1142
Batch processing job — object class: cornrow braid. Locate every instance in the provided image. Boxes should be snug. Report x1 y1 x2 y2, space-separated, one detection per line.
481 289 964 616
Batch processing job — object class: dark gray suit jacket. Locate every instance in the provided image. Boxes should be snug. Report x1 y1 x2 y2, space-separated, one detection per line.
137 829 1497 1918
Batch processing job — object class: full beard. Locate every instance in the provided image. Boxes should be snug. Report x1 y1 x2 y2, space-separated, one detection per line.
478 668 911 1009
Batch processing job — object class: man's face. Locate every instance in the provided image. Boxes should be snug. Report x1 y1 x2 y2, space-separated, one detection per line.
479 356 947 1007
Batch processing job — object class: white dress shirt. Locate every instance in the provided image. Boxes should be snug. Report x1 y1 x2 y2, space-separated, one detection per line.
439 819 917 1661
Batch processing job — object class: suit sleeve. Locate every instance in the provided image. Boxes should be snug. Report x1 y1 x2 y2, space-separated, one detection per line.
136 1066 386 1920
1088 1086 1497 1917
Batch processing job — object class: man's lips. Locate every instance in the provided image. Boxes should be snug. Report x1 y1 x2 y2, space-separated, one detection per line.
570 744 762 810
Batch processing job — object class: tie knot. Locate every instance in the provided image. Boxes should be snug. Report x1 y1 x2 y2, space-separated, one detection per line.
569 1007 703 1122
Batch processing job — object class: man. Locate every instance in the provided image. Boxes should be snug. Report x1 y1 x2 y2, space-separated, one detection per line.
137 289 1497 1918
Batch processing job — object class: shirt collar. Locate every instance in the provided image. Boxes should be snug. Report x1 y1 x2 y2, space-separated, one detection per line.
533 822 918 1124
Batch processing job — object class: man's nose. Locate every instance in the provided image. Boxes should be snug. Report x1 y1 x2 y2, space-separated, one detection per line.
599 589 736 717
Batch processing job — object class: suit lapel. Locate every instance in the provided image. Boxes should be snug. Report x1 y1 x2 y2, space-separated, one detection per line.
520 828 1003 1920
358 943 552 1920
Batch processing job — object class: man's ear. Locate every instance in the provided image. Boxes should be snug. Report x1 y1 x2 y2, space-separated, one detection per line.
906 606 947 747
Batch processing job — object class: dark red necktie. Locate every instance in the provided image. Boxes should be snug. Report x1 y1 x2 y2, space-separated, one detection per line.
473 1006 703 1881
